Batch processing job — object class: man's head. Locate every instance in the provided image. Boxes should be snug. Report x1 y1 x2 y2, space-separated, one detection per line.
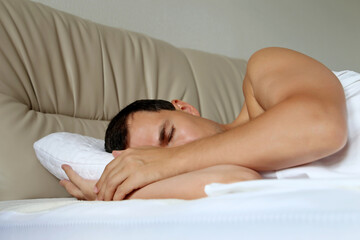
105 99 224 152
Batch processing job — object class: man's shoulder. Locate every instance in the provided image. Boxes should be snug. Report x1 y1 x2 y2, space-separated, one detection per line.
246 47 307 81
245 47 325 93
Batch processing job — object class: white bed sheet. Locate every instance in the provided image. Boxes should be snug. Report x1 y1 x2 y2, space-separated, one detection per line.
1 179 360 240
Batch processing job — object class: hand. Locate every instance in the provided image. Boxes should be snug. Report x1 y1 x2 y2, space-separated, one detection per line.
60 164 98 200
95 147 179 201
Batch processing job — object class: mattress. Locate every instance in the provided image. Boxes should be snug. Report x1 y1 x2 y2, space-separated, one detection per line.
1 179 360 240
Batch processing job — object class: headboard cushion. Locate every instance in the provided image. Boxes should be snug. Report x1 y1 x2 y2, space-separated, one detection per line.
0 0 247 200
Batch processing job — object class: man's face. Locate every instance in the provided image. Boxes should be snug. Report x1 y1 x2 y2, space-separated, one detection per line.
127 110 223 148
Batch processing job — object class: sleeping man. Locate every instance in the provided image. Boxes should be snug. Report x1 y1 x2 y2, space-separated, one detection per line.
60 47 350 200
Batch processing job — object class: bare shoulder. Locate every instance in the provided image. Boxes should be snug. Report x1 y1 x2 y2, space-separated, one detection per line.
244 47 344 111
246 47 322 77
246 47 330 86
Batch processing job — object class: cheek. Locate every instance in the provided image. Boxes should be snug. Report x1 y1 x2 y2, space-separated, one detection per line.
174 125 204 146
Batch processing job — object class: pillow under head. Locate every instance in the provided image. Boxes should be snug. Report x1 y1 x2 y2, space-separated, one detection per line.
34 132 113 180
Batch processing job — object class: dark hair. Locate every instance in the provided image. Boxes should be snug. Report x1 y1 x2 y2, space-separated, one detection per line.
104 99 176 152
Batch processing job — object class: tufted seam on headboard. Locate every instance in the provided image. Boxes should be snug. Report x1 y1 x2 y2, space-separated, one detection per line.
94 25 107 119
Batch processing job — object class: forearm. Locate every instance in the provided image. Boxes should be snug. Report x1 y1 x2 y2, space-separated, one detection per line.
125 164 261 200
174 96 347 173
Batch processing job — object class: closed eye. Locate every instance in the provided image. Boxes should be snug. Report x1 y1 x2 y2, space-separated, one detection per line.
168 126 175 144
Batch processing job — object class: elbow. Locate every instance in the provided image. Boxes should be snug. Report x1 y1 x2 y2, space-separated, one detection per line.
222 166 262 183
308 98 348 158
330 125 348 153
320 119 348 156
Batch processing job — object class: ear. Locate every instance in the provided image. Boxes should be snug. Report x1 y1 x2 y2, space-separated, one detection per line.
171 99 200 116
112 150 123 158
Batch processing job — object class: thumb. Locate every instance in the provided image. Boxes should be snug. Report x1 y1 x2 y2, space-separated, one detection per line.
112 150 123 158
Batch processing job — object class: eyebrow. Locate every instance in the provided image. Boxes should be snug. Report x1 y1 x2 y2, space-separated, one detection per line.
159 120 168 146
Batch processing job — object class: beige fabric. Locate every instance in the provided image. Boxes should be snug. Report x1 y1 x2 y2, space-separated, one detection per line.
0 0 247 200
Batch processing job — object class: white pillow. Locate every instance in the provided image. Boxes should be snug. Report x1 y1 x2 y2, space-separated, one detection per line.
34 132 113 180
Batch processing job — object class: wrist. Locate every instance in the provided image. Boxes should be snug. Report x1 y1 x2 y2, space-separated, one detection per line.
168 141 207 174
165 145 192 175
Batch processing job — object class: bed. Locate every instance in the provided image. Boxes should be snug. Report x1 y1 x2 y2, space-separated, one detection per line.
1 0 360 239
2 179 360 239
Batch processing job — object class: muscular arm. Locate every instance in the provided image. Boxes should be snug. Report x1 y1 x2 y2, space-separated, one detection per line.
174 47 348 172
61 164 261 200
126 165 260 200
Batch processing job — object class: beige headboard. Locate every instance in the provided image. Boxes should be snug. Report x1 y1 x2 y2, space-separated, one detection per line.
0 0 247 200
31 0 360 73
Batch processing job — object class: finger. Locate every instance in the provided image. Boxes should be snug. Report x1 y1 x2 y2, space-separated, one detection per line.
62 164 87 190
95 157 121 192
100 159 138 201
97 162 127 200
96 159 123 196
60 180 85 200
97 169 117 200
113 165 163 201
102 171 128 201
113 174 140 201
96 166 116 200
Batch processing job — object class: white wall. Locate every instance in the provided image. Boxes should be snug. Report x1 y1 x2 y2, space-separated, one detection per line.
32 0 360 72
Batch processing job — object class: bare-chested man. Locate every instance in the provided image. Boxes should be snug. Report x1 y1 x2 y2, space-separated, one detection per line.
60 47 348 200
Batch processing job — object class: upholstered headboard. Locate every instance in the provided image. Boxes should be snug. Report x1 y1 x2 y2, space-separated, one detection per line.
0 0 247 200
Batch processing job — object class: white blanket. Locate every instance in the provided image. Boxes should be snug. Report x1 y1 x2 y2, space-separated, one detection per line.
1 179 360 240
